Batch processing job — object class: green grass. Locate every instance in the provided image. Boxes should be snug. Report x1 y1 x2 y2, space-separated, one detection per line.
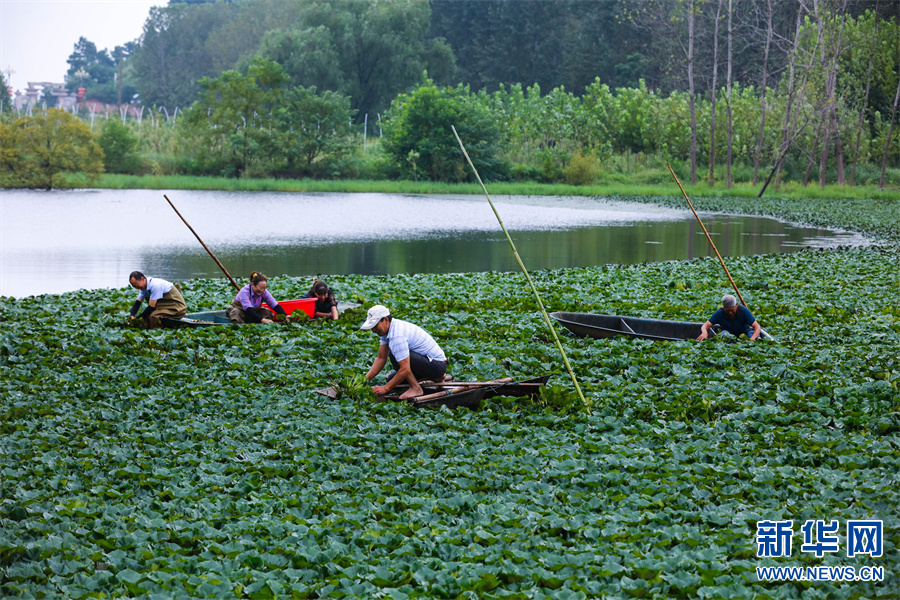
96 173 900 202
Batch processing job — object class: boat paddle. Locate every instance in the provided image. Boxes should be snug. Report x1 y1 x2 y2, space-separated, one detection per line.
163 194 240 291
452 126 590 410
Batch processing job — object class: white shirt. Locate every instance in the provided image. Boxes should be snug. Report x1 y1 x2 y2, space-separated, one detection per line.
136 277 174 302
380 318 446 363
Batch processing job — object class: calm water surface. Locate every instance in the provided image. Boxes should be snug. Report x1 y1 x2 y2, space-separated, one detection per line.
0 189 866 297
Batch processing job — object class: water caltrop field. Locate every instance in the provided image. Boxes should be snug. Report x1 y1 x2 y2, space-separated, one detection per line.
1 195 898 599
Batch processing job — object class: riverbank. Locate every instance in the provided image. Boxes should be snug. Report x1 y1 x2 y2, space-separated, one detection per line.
96 175 900 243
96 173 900 202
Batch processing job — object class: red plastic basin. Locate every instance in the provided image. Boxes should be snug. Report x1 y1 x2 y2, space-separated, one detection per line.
263 298 315 319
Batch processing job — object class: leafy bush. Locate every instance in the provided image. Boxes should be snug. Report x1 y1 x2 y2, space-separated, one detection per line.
539 151 564 183
382 81 508 182
97 119 143 174
563 150 597 186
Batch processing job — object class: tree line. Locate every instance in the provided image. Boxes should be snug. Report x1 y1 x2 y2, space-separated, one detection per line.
1 0 898 190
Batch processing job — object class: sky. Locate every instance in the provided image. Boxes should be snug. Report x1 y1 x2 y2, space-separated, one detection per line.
0 0 165 93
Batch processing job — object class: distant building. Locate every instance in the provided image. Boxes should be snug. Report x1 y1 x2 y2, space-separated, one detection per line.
14 82 77 111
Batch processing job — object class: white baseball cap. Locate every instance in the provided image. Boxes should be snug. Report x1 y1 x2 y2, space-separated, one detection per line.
360 305 390 330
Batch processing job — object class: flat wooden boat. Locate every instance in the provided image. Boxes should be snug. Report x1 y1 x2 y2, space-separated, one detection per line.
314 375 550 410
162 301 361 328
410 375 551 409
551 311 771 341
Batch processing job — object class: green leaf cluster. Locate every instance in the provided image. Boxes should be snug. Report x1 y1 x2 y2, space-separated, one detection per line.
1 199 898 599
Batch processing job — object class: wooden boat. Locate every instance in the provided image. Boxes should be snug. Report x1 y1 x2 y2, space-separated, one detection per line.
315 375 550 410
550 311 704 341
162 300 361 328
551 311 771 341
409 375 551 409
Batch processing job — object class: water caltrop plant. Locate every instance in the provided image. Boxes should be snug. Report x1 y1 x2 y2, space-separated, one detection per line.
1 200 898 598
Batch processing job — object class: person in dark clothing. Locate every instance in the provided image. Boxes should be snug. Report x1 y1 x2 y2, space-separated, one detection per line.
697 294 762 340
306 280 339 320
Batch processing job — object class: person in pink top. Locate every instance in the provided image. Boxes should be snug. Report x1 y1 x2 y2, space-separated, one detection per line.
226 272 286 324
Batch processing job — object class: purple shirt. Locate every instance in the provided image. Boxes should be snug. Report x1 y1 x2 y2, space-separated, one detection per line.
234 284 279 311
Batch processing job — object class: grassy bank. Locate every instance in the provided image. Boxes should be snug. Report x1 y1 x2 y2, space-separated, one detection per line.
1 198 898 599
96 173 900 202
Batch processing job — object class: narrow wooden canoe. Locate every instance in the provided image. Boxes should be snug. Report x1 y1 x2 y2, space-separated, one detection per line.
162 301 361 328
551 311 771 341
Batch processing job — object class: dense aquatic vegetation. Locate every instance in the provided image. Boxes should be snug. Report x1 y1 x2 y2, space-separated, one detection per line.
1 197 898 598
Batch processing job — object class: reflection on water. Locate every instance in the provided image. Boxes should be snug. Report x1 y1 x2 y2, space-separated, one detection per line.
0 189 866 297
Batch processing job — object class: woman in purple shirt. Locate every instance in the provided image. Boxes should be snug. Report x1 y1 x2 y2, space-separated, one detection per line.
226 272 287 324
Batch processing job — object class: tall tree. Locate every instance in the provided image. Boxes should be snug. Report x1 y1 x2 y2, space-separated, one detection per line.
725 0 734 188
292 0 455 121
65 37 138 104
688 0 698 184
752 0 776 185
131 3 232 108
803 0 830 187
258 26 346 93
627 0 700 182
880 75 900 189
818 0 849 188
708 0 723 187
850 8 879 186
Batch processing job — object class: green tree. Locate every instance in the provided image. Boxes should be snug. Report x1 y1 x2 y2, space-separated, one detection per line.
65 37 138 105
180 57 289 177
272 86 355 177
97 119 142 173
131 1 303 109
0 109 104 189
258 26 347 93
0 72 11 112
131 4 232 108
292 0 455 120
382 82 506 182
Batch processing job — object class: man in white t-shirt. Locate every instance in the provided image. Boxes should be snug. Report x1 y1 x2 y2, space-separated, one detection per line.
128 271 187 329
360 305 448 399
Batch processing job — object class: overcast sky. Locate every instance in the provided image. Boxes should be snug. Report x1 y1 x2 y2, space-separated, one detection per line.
0 0 165 93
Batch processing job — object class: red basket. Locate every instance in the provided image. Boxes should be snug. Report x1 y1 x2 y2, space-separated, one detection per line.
263 298 316 319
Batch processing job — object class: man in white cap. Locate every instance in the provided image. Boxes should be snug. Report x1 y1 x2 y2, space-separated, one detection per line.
360 305 448 399
697 294 762 340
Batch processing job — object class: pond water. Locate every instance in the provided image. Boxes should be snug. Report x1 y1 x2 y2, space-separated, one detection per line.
0 189 866 298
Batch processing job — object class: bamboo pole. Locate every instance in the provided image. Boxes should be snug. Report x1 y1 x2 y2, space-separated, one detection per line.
667 165 747 307
451 126 589 410
163 194 240 291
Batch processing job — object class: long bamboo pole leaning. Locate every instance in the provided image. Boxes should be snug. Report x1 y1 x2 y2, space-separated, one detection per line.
667 165 748 307
451 126 589 410
163 194 240 291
